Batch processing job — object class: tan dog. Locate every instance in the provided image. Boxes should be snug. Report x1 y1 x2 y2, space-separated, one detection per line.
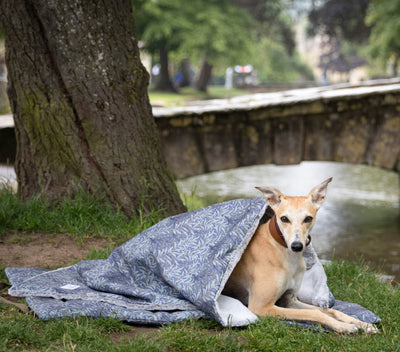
225 178 378 333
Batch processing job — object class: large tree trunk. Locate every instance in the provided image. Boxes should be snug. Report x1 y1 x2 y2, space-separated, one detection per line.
0 0 185 216
155 47 177 92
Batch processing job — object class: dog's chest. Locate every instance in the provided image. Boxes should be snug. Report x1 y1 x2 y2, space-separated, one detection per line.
284 255 306 291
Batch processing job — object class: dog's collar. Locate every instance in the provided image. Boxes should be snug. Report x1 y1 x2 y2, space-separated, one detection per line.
268 215 288 248
268 215 312 249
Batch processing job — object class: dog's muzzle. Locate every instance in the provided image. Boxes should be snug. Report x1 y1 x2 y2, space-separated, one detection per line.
291 241 303 252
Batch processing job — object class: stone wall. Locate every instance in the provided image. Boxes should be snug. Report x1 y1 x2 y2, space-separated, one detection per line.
155 82 400 178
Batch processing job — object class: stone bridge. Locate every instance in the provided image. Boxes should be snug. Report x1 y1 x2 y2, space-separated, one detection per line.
155 80 400 179
1 79 400 181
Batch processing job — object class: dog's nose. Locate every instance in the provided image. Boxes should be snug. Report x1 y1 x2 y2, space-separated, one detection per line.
291 241 303 252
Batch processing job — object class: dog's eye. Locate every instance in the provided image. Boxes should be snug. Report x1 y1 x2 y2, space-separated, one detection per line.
304 216 313 223
280 216 290 223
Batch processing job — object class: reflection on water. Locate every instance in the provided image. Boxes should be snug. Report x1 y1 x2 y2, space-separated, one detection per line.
178 162 400 282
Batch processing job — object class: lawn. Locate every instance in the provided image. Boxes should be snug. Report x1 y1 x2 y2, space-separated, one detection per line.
148 86 250 107
0 187 398 351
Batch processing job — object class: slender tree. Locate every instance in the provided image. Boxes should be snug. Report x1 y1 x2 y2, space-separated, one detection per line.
0 0 186 216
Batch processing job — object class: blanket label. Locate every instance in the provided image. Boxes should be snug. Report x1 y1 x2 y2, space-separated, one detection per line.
60 284 80 290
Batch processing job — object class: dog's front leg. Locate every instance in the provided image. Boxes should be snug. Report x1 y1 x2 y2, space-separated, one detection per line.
287 298 378 334
255 304 361 334
249 285 364 334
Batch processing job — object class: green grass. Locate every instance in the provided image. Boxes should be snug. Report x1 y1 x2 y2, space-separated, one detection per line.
0 186 164 244
0 189 399 351
1 262 398 352
148 86 249 107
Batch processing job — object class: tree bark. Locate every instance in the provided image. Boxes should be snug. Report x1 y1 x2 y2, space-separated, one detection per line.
155 47 177 92
195 53 213 92
179 58 193 87
0 0 185 216
392 54 399 77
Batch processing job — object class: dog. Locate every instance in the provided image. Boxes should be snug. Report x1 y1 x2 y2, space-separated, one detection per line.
224 177 378 333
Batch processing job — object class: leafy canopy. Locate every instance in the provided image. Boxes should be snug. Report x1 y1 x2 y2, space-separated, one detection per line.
132 0 255 66
366 0 400 64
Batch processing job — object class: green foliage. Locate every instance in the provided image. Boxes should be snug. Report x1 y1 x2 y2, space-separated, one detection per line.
178 0 255 67
252 38 314 83
133 0 187 53
132 0 311 86
366 0 400 70
133 0 255 66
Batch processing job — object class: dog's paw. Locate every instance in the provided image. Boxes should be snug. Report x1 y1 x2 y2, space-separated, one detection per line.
336 323 359 334
361 323 379 334
348 322 379 334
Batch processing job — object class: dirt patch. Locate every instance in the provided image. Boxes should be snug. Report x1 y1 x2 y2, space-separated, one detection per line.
0 232 109 269
109 326 161 344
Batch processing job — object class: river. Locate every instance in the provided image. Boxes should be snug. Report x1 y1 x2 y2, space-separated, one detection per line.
177 161 400 282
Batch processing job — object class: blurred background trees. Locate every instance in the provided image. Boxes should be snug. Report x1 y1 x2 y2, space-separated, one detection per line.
128 0 400 93
366 0 400 76
1 0 399 94
132 0 312 92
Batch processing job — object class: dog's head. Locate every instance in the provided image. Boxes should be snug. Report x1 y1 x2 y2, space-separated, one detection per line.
256 177 332 253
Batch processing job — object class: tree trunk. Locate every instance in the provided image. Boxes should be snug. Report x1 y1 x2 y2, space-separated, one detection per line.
195 53 213 92
392 54 399 77
179 58 193 87
155 47 177 92
0 0 185 216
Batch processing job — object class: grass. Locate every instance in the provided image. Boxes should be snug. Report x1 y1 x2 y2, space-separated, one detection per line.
148 86 249 107
0 186 164 245
0 188 399 351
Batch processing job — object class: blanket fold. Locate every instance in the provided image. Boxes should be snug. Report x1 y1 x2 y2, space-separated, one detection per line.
5 198 380 327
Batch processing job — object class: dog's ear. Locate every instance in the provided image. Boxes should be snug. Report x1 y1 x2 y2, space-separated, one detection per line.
255 187 282 206
308 177 332 209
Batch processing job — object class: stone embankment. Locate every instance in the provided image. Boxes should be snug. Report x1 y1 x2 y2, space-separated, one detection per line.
154 79 400 178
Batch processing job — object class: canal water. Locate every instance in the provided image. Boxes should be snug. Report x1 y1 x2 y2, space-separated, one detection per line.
177 161 400 282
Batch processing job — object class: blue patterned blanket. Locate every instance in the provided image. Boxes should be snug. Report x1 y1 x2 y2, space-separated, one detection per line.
5 198 380 327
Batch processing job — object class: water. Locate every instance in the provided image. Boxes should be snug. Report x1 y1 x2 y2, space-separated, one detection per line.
177 162 400 282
